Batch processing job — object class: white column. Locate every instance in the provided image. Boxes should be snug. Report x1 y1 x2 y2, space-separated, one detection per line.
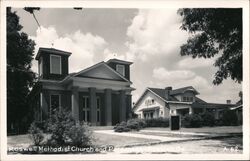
72 87 79 121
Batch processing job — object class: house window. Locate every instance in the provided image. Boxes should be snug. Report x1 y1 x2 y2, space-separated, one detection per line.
50 55 61 74
39 57 43 76
82 96 90 122
50 94 60 113
116 64 125 76
96 97 101 122
183 96 194 102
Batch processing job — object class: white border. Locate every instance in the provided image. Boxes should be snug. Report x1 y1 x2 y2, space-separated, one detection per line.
0 0 249 160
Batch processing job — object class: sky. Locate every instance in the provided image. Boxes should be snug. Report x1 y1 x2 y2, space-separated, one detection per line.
13 8 242 104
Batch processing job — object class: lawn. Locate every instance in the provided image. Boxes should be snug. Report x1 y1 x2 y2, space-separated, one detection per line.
92 132 159 147
7 132 159 149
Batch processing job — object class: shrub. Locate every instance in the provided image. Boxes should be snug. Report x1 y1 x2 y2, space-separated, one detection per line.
114 119 146 132
114 121 130 132
221 110 238 126
145 117 169 127
67 123 92 147
200 112 216 127
28 121 44 146
127 119 146 130
182 114 203 128
46 108 92 147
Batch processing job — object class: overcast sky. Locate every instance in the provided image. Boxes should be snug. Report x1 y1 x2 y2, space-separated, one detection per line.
13 8 242 104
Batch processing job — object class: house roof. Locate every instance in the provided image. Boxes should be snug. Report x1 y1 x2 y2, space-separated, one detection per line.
192 102 236 109
106 58 133 65
35 47 72 60
148 88 179 101
133 86 205 110
170 86 199 95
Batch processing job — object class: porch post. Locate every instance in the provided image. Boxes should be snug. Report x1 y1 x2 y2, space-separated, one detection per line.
119 90 126 122
104 89 112 126
189 107 193 114
72 87 79 121
89 87 97 126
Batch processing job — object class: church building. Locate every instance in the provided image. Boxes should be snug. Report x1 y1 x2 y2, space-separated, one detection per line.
29 47 134 126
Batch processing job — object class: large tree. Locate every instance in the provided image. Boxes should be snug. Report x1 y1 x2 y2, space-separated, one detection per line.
178 8 242 85
7 7 36 134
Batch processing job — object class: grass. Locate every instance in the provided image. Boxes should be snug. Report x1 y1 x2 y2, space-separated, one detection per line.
7 132 159 148
92 132 158 147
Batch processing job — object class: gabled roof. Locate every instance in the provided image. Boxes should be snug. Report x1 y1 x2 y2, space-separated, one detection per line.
106 58 133 65
133 86 204 110
72 61 132 83
148 88 179 101
170 86 199 95
35 47 72 60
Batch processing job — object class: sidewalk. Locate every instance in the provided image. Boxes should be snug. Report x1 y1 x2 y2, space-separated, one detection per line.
94 129 242 148
140 129 211 136
94 130 205 148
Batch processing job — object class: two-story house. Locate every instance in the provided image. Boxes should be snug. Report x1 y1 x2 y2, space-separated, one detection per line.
29 47 134 126
133 86 235 119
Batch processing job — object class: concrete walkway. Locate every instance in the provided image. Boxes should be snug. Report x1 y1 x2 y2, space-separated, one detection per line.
94 130 199 142
140 129 211 136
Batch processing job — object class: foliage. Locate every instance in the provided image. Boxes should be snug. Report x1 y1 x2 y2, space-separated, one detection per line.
200 112 216 127
145 117 169 127
182 114 203 128
46 108 92 147
178 8 242 85
28 122 44 146
24 7 40 14
67 123 92 147
7 7 36 134
236 91 243 105
114 122 131 133
46 108 76 146
221 110 238 126
127 119 146 130
114 119 146 132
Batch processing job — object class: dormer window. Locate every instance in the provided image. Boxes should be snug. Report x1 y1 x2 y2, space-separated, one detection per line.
183 96 194 102
116 64 125 76
50 55 61 74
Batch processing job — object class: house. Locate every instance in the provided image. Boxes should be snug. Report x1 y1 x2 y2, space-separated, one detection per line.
133 86 236 120
29 47 134 126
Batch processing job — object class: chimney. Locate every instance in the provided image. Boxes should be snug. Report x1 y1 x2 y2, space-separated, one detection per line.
226 100 231 104
165 86 172 100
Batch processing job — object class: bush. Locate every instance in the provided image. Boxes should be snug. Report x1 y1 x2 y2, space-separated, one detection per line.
28 121 44 146
182 114 202 128
114 119 146 132
200 112 216 127
221 110 238 126
114 121 130 132
46 108 92 147
127 119 146 130
145 117 169 127
67 123 92 147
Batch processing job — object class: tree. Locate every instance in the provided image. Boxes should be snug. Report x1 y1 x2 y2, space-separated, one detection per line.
178 8 242 85
7 7 36 134
236 91 242 105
